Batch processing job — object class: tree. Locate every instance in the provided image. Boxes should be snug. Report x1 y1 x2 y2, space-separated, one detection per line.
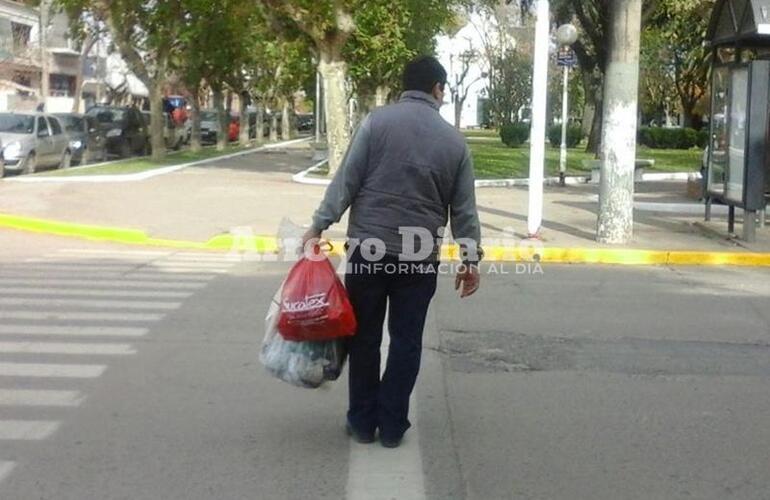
57 0 185 160
261 0 460 174
596 0 642 245
552 0 658 154
447 45 483 129
260 0 357 174
645 0 711 128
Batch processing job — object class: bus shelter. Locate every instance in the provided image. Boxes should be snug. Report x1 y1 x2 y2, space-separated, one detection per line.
706 0 770 241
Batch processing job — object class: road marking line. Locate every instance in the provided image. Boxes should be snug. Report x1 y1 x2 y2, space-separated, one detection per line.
0 461 15 483
0 341 136 355
0 325 147 337
0 421 60 440
0 278 206 289
346 331 427 500
0 271 215 282
0 288 193 299
0 362 106 378
0 389 84 407
0 311 164 322
0 298 181 310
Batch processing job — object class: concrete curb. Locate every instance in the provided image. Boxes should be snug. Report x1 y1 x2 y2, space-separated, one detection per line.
291 159 330 185
4 137 312 184
1 212 768 266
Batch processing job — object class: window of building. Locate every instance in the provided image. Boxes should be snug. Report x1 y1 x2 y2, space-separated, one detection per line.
12 73 33 96
11 22 31 52
50 74 76 97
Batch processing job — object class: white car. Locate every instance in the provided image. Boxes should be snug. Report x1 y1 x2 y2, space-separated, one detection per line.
0 112 72 176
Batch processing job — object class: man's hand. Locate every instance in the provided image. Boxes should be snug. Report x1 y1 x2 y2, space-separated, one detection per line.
301 228 322 252
455 264 480 298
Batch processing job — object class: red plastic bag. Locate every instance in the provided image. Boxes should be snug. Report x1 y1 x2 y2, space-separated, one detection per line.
277 253 357 342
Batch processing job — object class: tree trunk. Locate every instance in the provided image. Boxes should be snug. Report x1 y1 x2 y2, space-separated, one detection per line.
72 35 96 113
190 88 202 153
281 97 292 141
149 83 166 161
269 110 279 142
318 53 351 175
454 97 464 129
681 100 696 129
239 91 249 146
581 100 595 139
375 85 389 107
586 98 602 156
596 0 642 245
213 88 227 151
255 100 265 144
39 0 51 110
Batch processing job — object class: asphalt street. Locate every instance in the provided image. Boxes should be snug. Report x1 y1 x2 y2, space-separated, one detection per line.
0 230 768 499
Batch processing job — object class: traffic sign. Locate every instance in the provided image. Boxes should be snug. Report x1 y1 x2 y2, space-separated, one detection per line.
557 48 577 68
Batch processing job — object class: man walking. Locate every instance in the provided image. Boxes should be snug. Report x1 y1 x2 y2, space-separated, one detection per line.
303 56 482 448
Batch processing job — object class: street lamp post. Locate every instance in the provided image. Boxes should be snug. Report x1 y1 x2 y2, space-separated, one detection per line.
556 24 578 187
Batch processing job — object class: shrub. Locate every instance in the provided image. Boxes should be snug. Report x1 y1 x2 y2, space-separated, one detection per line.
637 126 702 149
696 130 709 149
499 123 530 148
548 125 584 148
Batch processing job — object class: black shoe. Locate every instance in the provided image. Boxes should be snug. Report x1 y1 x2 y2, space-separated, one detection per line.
380 435 403 449
346 423 375 444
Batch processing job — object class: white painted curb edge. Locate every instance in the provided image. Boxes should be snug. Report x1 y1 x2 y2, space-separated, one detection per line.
291 164 700 188
5 137 312 184
292 159 330 186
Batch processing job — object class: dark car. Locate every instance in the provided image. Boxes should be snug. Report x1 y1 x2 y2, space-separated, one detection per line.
54 113 107 165
85 106 148 158
296 113 315 132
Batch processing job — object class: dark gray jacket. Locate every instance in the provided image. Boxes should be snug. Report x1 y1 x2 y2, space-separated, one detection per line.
311 91 481 260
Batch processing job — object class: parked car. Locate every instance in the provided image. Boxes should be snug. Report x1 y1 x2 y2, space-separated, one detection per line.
141 111 186 151
296 113 315 132
86 106 148 158
54 113 107 165
0 112 72 176
199 110 221 144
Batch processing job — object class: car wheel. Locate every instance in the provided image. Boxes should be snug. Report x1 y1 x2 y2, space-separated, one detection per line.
22 152 36 175
59 150 72 170
0 159 5 179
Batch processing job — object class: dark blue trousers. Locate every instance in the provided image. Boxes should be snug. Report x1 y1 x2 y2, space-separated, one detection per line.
344 251 438 440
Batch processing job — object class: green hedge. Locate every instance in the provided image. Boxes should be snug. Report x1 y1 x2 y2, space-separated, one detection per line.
548 125 584 148
500 123 530 148
638 127 706 150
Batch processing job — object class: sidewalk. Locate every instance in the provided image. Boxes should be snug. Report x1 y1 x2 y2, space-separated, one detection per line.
0 145 767 261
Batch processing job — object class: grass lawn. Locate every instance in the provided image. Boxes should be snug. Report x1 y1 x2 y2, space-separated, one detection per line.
37 144 253 177
465 133 702 180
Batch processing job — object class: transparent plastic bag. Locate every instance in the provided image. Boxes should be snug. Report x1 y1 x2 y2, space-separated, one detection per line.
260 286 347 389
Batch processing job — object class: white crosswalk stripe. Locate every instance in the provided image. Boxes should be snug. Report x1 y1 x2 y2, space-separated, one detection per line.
0 389 85 407
0 297 181 310
0 272 215 282
0 325 147 337
0 342 136 355
0 362 106 378
0 288 193 299
0 278 207 289
0 311 164 322
0 421 60 440
0 248 237 486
